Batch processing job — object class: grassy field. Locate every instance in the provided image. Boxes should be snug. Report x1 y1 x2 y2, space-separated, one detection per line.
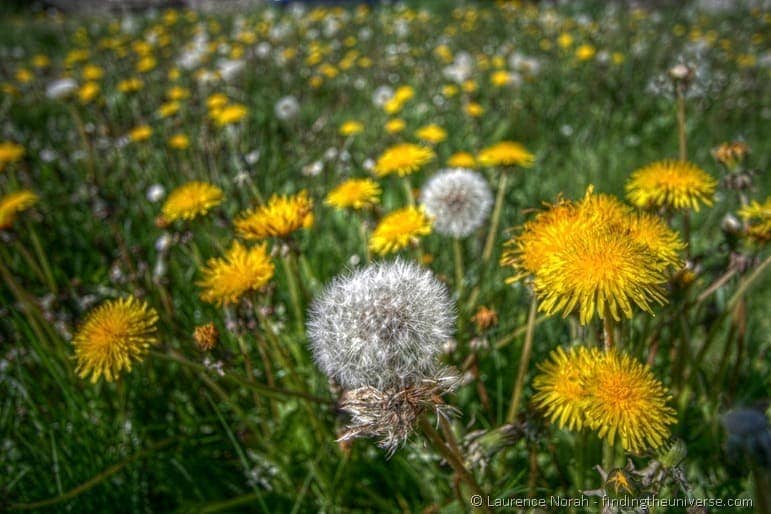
1 1 770 512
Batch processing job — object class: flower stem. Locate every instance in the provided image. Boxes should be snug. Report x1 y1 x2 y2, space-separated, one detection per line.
506 295 538 424
603 316 615 351
676 87 687 161
482 172 509 263
402 176 414 206
281 251 305 333
453 238 464 299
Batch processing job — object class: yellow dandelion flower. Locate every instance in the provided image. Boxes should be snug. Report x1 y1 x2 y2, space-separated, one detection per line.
447 152 476 168
575 44 596 61
198 241 275 305
477 141 535 168
374 143 435 177
167 86 190 100
15 68 33 84
78 81 100 103
82 64 103 80
117 77 144 93
73 297 159 383
490 70 513 87
157 100 180 118
216 103 248 126
168 133 190 150
161 181 224 223
393 85 415 102
385 118 406 134
582 351 676 454
415 124 447 144
129 125 153 142
235 191 314 240
339 120 364 136
326 178 381 210
0 141 25 170
626 160 716 211
465 102 484 117
369 206 432 255
739 197 771 243
0 190 38 230
207 93 229 112
533 346 600 431
626 213 685 268
136 56 156 73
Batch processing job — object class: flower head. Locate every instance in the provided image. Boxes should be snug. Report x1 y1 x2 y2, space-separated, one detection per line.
235 190 314 240
477 141 535 168
198 241 275 305
0 141 25 170
447 152 476 168
369 206 432 255
326 178 381 210
626 160 716 211
415 124 447 144
73 297 159 383
215 103 248 126
374 143 435 177
419 168 492 238
339 120 364 136
738 197 771 243
161 181 224 223
0 190 38 230
307 259 455 390
129 125 153 142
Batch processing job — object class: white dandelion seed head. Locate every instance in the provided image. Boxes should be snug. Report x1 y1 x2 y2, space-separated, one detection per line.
46 78 78 99
419 168 493 238
274 95 300 121
307 259 456 390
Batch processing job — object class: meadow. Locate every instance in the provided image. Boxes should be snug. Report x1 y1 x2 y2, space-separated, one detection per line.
0 1 770 512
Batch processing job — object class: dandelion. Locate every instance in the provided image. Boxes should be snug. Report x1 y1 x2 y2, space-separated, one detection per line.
0 190 38 230
447 152 476 168
477 141 535 168
73 297 159 383
168 133 190 150
339 120 364 136
235 190 314 240
0 141 25 171
369 206 432 255
419 168 492 238
533 346 599 431
161 181 224 223
274 95 300 121
582 351 676 453
713 141 750 168
575 44 597 61
78 82 100 103
198 241 275 305
129 125 153 142
374 143 435 177
626 160 716 211
384 118 406 134
739 197 771 243
216 103 248 126
415 124 447 144
194 323 220 351
326 178 381 210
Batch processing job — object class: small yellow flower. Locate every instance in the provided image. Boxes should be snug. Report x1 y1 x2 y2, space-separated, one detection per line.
369 206 432 255
215 103 248 126
393 85 415 102
465 102 484 117
326 178 381 210
626 160 716 211
161 181 224 222
32 54 50 68
117 77 144 93
15 69 33 84
374 143 435 177
129 125 153 142
82 64 104 80
168 133 190 150
490 70 512 87
575 44 596 61
738 197 771 243
0 190 38 230
339 120 364 136
157 100 180 118
415 124 447 144
207 93 229 112
78 81 100 103
477 141 535 168
447 152 476 168
136 56 156 73
235 191 314 240
0 141 25 170
557 32 574 49
167 86 190 100
73 297 158 383
385 118 406 134
198 241 275 305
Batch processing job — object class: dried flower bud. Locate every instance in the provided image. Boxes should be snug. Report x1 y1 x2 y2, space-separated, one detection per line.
472 306 498 332
713 141 750 169
194 322 220 351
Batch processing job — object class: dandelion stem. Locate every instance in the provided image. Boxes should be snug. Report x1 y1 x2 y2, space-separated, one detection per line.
26 221 58 294
603 316 615 351
676 87 687 161
402 177 414 206
453 238 464 299
281 251 305 333
506 296 538 424
482 172 509 263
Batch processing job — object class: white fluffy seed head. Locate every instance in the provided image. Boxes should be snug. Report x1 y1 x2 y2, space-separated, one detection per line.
307 259 456 390
419 168 493 238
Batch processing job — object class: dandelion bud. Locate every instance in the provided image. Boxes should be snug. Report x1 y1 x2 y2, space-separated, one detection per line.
194 323 220 351
721 213 742 236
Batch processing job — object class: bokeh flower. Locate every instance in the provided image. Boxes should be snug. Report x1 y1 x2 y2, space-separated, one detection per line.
419 168 492 238
198 241 275 305
415 124 447 144
0 190 38 230
73 297 159 383
374 143 435 177
447 152 476 168
477 141 535 168
129 125 153 142
326 178 381 210
339 120 364 136
0 141 25 171
235 190 314 240
626 160 716 211
161 181 224 223
369 206 432 255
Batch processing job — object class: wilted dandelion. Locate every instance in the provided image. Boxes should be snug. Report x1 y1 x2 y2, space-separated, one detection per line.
198 241 275 305
0 190 38 230
477 141 535 168
419 168 492 238
73 297 158 383
235 190 313 240
307 260 457 453
374 143 435 177
193 323 220 351
626 160 716 211
161 181 224 223
369 206 432 255
326 178 381 210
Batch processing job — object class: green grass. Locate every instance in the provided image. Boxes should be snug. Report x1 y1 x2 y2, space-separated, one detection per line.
1 1 770 512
